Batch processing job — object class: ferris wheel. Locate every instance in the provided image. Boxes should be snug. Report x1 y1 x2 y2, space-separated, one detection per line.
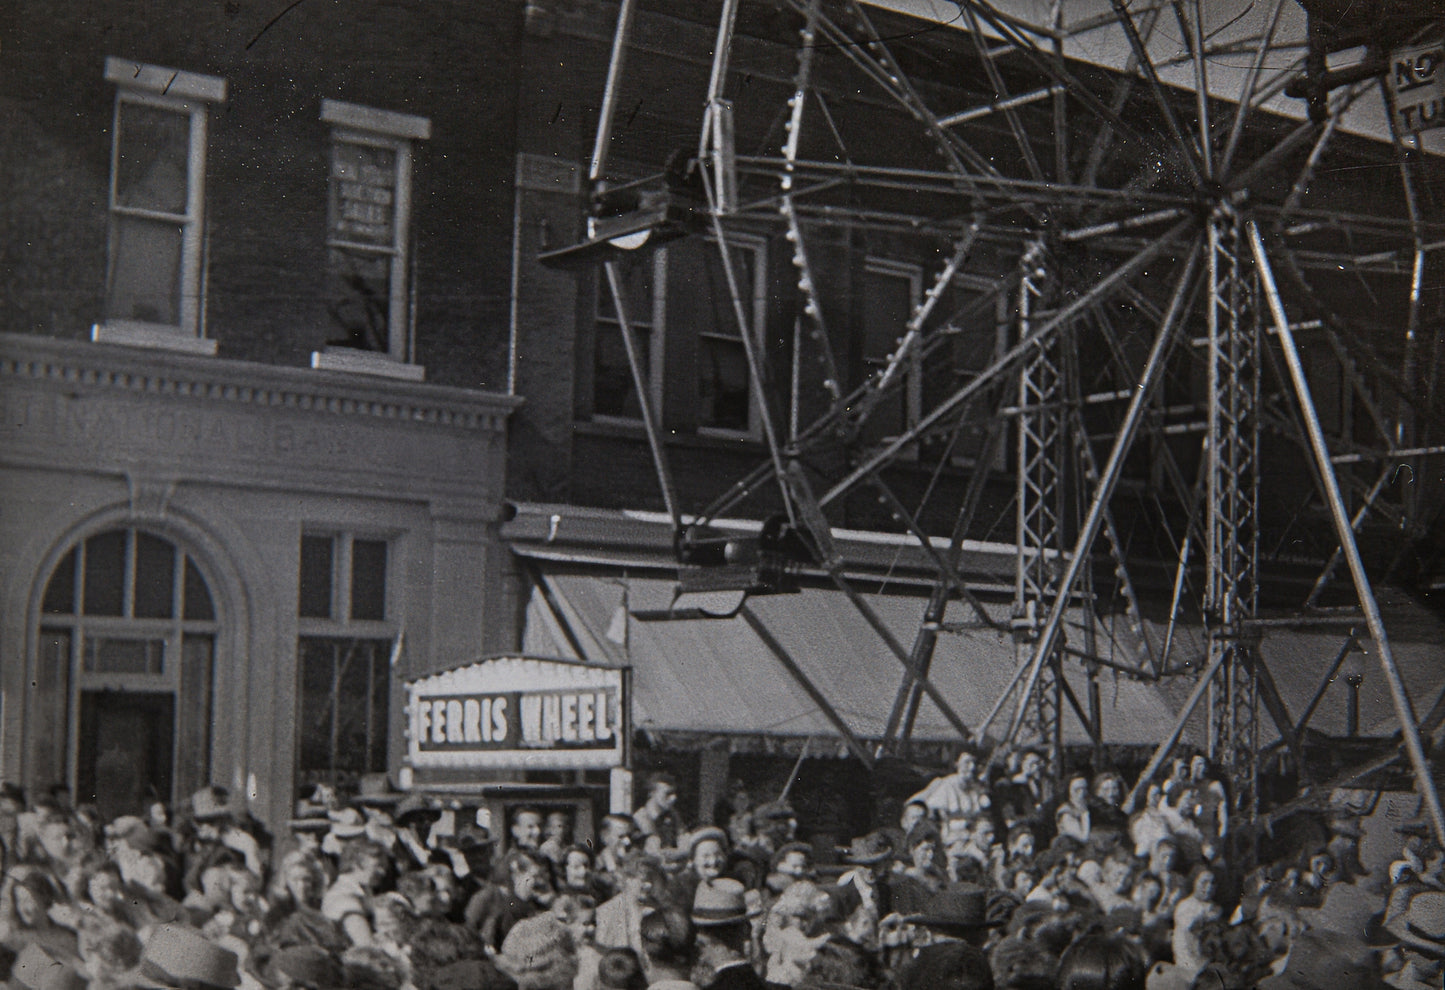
551 0 1445 849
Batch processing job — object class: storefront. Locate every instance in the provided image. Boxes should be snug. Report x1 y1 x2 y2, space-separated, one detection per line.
0 333 518 832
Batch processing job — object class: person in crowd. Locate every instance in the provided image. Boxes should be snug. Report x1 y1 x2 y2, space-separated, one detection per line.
466 848 550 950
690 879 773 990
641 909 699 990
510 808 546 857
264 850 347 953
559 843 607 903
678 828 729 904
1090 773 1129 837
909 747 992 821
321 838 389 948
995 749 1050 837
1056 930 1147 990
550 892 601 990
596 851 670 961
538 811 572 869
835 831 896 937
498 913 577 990
634 776 682 857
1169 864 1220 977
0 867 78 961
760 880 830 985
597 814 639 896
1056 775 1093 846
1184 756 1228 844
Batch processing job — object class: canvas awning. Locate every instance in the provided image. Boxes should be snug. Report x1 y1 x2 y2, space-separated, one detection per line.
517 564 1185 748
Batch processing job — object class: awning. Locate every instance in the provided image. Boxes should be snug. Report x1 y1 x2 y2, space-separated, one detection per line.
518 565 1186 748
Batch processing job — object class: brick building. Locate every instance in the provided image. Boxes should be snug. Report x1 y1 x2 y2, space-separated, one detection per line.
3 0 1440 834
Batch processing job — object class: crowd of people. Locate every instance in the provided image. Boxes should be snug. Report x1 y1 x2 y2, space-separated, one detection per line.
0 745 1441 990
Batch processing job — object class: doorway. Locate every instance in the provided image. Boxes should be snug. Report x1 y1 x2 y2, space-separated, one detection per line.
77 691 175 822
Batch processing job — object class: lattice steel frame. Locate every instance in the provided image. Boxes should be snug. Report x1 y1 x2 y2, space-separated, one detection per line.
569 0 1445 846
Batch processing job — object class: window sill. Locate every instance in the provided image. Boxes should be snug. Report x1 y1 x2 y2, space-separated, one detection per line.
91 321 219 357
310 347 425 382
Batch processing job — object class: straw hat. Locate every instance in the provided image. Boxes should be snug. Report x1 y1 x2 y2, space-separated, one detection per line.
692 878 750 927
141 925 241 989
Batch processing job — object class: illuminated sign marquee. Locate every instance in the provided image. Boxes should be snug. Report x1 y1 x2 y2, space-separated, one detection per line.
405 656 629 771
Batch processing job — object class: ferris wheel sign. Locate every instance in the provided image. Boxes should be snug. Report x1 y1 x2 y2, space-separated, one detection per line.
1389 41 1445 138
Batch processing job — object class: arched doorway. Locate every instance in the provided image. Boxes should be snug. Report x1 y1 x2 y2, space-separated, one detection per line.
33 528 218 819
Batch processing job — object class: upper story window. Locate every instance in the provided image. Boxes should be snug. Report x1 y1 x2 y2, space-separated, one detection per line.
93 58 226 356
686 235 767 438
859 258 924 450
298 532 390 623
585 234 767 439
592 252 666 422
311 99 430 382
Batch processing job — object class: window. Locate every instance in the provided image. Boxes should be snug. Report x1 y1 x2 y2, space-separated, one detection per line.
685 235 767 437
36 529 217 818
296 637 392 788
94 58 226 355
296 532 394 788
311 100 430 381
296 533 389 623
592 252 666 421
860 259 924 449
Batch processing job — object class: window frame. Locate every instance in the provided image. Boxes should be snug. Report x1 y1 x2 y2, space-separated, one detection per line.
296 530 395 635
36 527 220 803
695 233 769 441
862 257 925 453
294 528 399 789
589 250 668 427
312 99 430 381
94 58 226 355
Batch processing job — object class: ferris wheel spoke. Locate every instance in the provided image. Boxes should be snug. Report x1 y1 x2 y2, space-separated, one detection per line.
956 1 1047 184
1106 0 1205 188
1078 3 1160 200
1218 0 1288 181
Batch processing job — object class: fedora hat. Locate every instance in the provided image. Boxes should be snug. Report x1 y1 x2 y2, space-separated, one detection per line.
353 773 404 807
10 944 86 990
842 830 896 865
1386 890 1445 959
692 878 750 926
190 785 233 822
142 924 241 989
904 884 1001 934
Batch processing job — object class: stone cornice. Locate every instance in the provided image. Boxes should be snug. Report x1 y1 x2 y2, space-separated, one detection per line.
0 333 521 433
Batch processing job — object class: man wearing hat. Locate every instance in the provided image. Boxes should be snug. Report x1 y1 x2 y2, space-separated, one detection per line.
901 884 999 950
183 787 264 894
692 879 783 990
836 830 897 922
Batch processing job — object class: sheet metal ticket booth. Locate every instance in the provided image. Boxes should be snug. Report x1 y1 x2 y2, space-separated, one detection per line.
399 655 631 853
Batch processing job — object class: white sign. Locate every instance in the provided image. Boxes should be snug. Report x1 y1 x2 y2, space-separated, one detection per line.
405 656 629 772
1388 40 1445 138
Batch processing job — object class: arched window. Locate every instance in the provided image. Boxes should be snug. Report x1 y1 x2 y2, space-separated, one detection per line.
35 528 217 819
